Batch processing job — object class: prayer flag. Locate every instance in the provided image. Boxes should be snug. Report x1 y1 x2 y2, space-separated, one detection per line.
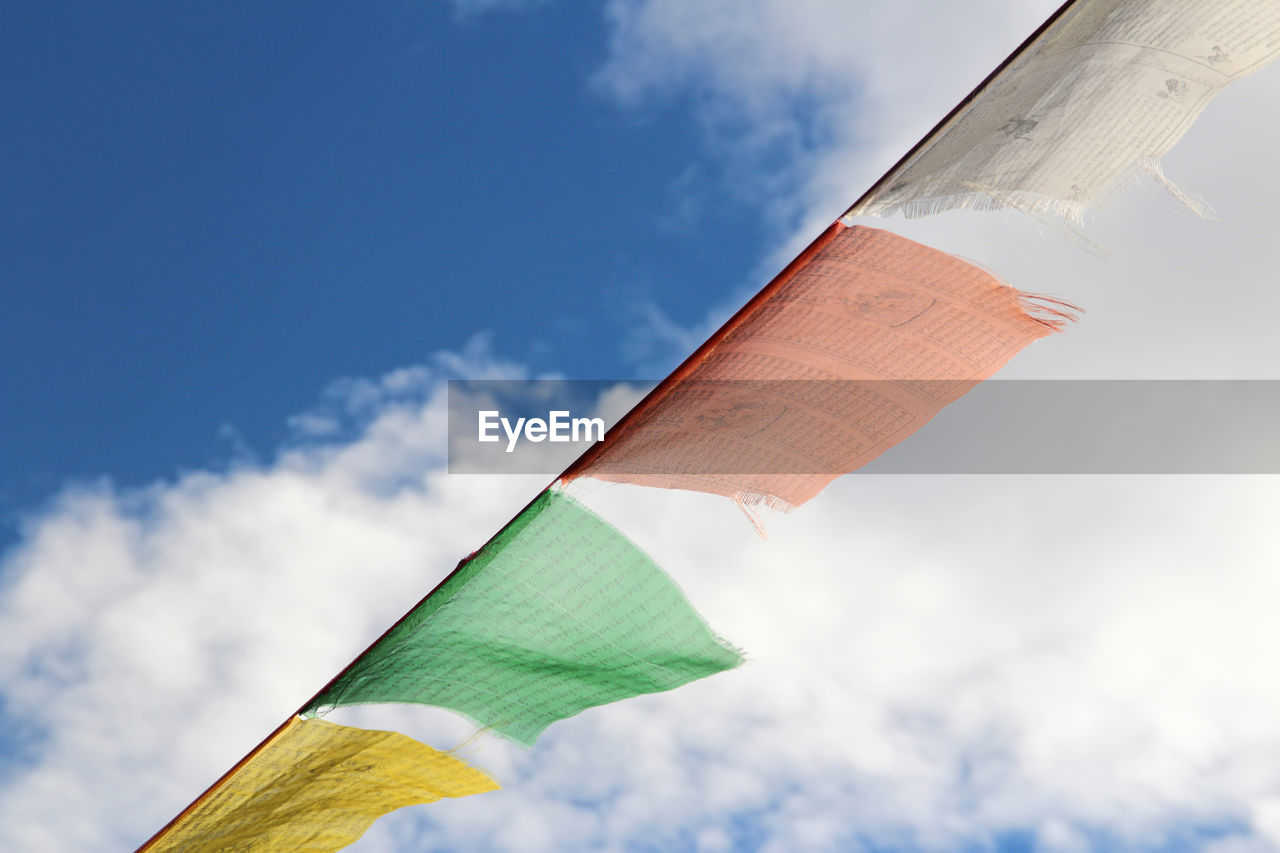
563 225 1071 519
847 0 1280 222
305 490 742 745
144 717 497 853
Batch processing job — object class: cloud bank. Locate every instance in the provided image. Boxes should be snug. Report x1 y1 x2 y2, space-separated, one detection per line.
6 346 1280 851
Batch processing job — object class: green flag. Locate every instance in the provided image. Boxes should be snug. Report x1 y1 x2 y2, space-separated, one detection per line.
305 490 741 745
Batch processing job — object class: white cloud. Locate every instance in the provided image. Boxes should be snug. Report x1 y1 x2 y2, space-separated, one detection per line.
594 0 1064 234
0 344 548 851
7 346 1280 851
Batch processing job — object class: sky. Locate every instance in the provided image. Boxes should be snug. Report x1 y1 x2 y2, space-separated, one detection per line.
5 1 1280 851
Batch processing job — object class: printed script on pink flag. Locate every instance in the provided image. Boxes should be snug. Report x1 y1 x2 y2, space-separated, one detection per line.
563 224 1073 521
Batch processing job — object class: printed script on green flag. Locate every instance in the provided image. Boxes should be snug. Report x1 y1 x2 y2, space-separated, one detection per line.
305 490 742 744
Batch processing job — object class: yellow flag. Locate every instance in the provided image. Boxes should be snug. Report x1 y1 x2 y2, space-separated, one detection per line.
146 716 498 852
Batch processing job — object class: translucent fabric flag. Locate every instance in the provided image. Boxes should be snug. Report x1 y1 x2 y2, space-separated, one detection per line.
847 0 1280 222
305 490 742 745
143 717 497 853
563 225 1071 521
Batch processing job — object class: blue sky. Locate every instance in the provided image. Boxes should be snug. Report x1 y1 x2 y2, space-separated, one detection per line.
0 0 766 537
9 2 1280 852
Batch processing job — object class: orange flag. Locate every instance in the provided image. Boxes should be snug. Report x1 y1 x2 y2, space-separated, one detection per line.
564 224 1072 523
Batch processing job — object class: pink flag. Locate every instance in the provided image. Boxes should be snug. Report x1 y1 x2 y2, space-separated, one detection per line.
564 225 1072 525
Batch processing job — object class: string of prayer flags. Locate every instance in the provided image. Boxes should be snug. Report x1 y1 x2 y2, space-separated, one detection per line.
563 225 1073 522
136 0 1181 845
305 490 742 745
142 717 497 853
846 0 1280 223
